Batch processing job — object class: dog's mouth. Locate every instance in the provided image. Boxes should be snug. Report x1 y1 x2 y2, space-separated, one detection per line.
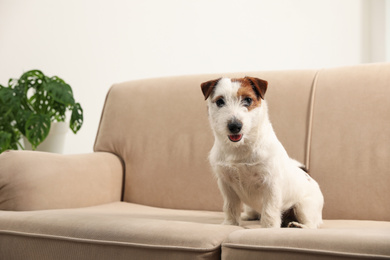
228 134 243 142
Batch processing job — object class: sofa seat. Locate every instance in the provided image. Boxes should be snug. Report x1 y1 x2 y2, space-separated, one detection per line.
222 220 390 260
0 202 241 260
2 202 389 260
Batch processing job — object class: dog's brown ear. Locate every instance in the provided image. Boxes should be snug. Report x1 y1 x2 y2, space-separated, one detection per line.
201 78 221 100
245 76 268 100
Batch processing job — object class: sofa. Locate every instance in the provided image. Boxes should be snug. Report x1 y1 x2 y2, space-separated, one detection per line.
1 63 389 260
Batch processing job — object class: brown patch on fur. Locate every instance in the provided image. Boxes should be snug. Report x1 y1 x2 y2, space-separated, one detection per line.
245 76 268 100
232 77 268 111
201 78 221 100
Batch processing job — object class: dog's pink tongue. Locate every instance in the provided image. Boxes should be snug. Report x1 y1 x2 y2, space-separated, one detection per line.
228 134 243 142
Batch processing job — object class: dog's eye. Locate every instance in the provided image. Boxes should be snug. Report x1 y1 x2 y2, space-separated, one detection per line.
242 97 253 107
216 98 225 107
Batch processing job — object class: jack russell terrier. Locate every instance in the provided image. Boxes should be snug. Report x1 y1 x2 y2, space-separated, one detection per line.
201 77 324 228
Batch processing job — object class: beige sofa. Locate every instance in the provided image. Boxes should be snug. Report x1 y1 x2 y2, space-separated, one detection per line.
1 63 390 259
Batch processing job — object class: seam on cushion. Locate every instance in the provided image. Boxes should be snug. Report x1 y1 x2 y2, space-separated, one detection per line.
305 69 322 172
0 230 221 253
222 243 390 259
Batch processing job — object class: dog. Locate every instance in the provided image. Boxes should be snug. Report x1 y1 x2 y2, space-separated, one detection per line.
201 76 324 228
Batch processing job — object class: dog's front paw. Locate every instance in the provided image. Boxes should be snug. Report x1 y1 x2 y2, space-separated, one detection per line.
260 218 281 228
222 219 240 226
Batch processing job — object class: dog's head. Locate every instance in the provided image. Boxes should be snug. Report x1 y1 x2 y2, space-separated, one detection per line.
201 77 268 145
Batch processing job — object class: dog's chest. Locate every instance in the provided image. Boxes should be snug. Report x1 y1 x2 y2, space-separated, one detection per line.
216 162 266 200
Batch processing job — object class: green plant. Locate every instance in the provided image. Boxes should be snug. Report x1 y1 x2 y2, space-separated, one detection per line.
0 70 83 152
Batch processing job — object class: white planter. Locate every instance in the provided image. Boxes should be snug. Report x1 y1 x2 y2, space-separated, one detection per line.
23 121 68 154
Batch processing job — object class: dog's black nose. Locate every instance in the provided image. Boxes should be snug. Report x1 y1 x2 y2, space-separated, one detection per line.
228 120 243 134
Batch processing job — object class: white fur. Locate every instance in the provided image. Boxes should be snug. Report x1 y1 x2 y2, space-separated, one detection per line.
207 78 324 228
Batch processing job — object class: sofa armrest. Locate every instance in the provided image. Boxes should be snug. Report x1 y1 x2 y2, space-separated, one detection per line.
0 150 123 211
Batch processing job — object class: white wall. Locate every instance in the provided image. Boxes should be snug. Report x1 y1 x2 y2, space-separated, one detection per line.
0 0 387 154
387 0 390 61
362 0 390 63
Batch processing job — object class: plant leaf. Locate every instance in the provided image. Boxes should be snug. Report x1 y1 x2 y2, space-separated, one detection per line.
13 110 31 136
50 101 67 122
0 86 20 111
44 81 75 106
70 102 83 134
25 114 51 150
0 131 12 153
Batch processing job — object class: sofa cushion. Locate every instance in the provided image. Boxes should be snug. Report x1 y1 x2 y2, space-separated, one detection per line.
308 63 390 221
0 202 240 260
94 70 317 211
222 220 390 260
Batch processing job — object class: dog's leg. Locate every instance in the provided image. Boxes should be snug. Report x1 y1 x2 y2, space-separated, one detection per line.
294 198 323 229
260 187 282 228
261 205 282 228
242 204 260 221
218 178 241 226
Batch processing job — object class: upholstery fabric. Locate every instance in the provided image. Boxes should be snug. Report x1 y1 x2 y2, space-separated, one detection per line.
0 151 123 211
222 220 390 260
94 70 316 210
309 63 390 220
0 202 240 260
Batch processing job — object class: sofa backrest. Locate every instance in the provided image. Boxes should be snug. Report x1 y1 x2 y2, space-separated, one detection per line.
94 70 316 211
309 63 390 221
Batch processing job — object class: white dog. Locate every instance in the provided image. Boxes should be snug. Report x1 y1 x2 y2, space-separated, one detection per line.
201 77 324 228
